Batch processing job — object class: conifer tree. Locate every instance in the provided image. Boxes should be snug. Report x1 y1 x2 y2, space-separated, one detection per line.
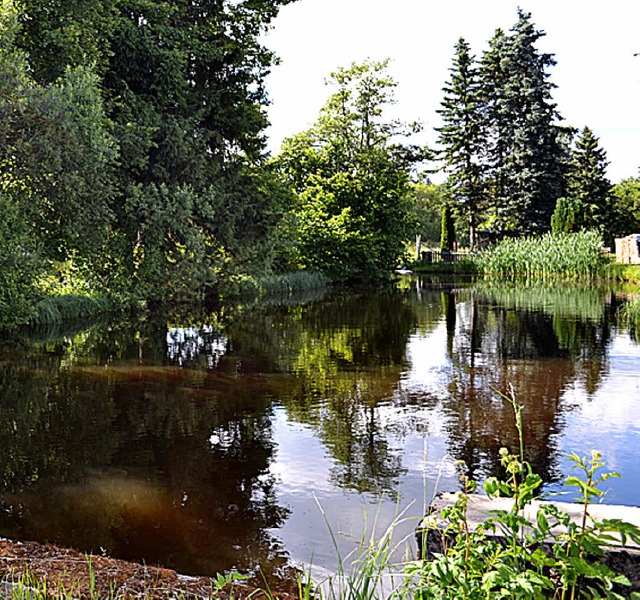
567 126 612 231
550 197 584 234
437 38 485 250
440 205 456 252
481 10 567 235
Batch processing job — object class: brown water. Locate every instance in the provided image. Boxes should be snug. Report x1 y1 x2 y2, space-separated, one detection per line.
0 278 639 584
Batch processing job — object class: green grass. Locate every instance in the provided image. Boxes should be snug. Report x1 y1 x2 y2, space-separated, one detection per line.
409 258 479 275
605 263 640 284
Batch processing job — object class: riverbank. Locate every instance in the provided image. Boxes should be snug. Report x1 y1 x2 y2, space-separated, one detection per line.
0 538 295 600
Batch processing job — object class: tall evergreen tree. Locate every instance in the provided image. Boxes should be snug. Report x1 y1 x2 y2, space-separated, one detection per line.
437 38 485 250
440 204 456 252
481 10 567 235
567 126 612 231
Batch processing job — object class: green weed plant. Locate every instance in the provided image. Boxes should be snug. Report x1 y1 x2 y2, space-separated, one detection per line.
410 389 640 600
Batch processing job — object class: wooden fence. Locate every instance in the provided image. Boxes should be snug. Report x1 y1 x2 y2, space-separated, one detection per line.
420 250 469 264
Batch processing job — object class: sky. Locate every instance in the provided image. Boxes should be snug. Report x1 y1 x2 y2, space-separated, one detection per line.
260 0 640 183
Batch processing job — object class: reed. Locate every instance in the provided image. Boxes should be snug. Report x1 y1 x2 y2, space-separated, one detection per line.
475 230 608 279
619 294 640 333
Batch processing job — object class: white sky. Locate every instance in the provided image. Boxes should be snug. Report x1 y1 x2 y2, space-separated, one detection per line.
261 0 640 183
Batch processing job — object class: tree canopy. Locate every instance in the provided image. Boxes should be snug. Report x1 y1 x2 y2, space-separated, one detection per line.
274 59 427 280
437 10 574 240
1 0 295 326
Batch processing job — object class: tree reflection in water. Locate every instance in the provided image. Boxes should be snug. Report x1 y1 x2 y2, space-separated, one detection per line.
0 279 636 581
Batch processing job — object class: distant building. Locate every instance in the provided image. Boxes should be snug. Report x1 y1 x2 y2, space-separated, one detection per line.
615 234 640 264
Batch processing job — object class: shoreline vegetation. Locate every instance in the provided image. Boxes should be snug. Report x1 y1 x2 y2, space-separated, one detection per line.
6 231 640 330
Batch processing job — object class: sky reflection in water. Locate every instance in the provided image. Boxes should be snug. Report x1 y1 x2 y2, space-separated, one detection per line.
0 279 638 581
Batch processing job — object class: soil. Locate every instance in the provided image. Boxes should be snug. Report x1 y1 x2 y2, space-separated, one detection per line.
0 538 297 599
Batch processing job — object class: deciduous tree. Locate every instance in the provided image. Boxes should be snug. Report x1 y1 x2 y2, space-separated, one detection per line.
275 60 427 280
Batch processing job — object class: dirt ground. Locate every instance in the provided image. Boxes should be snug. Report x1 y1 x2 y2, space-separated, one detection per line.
0 538 297 599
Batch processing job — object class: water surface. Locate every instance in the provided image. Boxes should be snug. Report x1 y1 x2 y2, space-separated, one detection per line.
0 279 638 583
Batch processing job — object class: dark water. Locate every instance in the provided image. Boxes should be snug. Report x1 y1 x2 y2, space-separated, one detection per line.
0 278 639 584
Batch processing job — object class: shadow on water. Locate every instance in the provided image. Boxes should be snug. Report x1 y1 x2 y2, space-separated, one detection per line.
0 279 639 581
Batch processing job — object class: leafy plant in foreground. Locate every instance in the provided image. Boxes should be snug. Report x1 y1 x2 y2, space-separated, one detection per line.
409 388 640 600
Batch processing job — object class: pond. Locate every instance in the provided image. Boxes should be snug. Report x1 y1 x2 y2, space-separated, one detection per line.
0 278 639 586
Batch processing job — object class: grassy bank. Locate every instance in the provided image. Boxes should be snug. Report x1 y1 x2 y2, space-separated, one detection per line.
408 258 478 275
222 270 330 298
605 263 640 284
6 271 330 330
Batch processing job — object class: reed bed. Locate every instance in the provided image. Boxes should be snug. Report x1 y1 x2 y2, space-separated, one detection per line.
475 230 607 279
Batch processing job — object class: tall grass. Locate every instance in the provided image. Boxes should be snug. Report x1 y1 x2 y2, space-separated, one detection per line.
300 497 416 600
475 230 608 279
29 294 112 325
225 270 329 297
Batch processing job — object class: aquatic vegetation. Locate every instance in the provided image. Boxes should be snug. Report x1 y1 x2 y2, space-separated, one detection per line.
475 230 608 278
224 270 329 297
619 294 640 341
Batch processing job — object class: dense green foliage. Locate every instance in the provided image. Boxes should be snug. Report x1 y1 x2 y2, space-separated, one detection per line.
410 409 640 599
476 230 607 278
2 0 638 329
610 178 640 238
273 60 427 281
434 11 637 243
0 0 294 328
436 10 569 238
440 205 456 252
482 12 569 235
0 1 117 325
565 126 613 242
407 181 455 253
